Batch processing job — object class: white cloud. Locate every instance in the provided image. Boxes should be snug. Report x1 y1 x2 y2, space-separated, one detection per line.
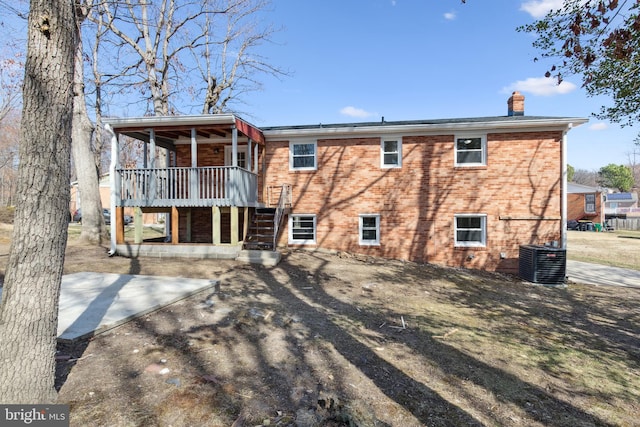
391 0 397 6
444 11 456 20
340 106 375 118
502 77 577 96
520 0 564 19
589 122 608 131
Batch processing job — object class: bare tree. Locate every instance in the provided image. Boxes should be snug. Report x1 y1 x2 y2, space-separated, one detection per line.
573 169 599 187
0 0 79 403
0 52 23 123
0 57 22 207
95 0 284 116
0 109 20 207
71 0 108 243
626 145 640 190
198 0 285 114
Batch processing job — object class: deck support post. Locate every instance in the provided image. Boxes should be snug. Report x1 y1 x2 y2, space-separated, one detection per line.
231 206 239 245
212 206 221 245
185 209 192 243
171 206 179 244
115 207 125 244
134 207 143 244
243 206 249 240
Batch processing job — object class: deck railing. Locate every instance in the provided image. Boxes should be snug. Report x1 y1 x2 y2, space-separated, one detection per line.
116 166 258 207
272 184 292 250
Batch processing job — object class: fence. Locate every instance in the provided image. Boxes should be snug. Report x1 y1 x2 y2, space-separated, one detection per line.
609 218 640 231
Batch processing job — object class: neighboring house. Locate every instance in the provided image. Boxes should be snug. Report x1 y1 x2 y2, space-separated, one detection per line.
604 191 640 218
103 92 587 274
69 174 111 218
567 182 604 224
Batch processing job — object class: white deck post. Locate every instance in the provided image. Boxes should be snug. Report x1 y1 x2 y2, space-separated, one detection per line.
191 128 198 201
149 129 156 203
106 124 118 255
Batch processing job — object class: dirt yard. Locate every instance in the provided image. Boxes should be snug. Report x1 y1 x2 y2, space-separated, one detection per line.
1 224 639 426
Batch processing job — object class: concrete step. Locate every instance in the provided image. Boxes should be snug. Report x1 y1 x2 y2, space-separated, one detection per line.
236 249 281 266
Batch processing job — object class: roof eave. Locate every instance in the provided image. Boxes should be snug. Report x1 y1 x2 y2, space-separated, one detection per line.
103 114 239 130
262 117 589 139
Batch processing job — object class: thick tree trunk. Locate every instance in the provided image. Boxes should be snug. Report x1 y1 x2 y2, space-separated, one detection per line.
72 35 105 244
0 0 78 403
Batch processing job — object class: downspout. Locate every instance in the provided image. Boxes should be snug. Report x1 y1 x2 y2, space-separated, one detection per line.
105 123 118 256
561 124 572 250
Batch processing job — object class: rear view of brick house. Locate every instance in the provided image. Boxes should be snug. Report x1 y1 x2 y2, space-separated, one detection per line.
105 92 587 274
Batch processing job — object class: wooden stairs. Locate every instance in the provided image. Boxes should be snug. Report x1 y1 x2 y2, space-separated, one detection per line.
243 208 277 250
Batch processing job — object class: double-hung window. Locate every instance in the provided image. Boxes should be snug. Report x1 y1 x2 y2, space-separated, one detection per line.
289 214 316 244
290 141 317 170
359 214 380 245
455 135 486 166
585 194 596 214
381 137 402 168
454 214 486 247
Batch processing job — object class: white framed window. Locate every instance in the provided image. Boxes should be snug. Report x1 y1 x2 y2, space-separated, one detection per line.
454 214 487 247
455 135 487 166
585 193 596 213
289 141 317 170
289 214 316 244
381 137 402 168
359 214 380 245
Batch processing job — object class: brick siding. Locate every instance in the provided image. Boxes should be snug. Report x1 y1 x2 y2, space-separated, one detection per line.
264 131 563 273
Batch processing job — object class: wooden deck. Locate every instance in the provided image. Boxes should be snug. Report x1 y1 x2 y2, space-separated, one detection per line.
116 166 259 207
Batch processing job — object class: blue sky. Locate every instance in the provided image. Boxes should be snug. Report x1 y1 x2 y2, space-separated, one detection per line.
245 0 640 171
2 0 638 171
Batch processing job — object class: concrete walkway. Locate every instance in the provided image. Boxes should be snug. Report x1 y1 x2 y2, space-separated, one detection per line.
0 272 218 341
567 260 640 288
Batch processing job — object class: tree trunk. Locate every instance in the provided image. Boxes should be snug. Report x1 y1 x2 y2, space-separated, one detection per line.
72 32 105 244
0 0 78 403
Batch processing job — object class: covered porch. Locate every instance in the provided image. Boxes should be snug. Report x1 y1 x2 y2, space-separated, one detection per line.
104 114 267 255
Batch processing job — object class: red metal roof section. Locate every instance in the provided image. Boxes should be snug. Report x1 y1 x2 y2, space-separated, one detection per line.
235 118 265 144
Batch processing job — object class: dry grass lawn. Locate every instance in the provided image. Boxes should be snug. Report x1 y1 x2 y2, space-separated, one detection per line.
0 224 639 426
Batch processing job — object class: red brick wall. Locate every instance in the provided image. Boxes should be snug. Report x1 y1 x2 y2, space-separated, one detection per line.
264 131 563 273
567 192 602 222
176 144 225 167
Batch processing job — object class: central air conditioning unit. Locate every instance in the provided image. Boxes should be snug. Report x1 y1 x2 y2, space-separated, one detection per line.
519 245 566 285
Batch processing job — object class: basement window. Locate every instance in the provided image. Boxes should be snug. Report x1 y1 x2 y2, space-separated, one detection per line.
289 214 316 244
359 214 380 245
454 214 486 247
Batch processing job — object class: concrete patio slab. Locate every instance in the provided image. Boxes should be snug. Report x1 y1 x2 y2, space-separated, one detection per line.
0 273 218 341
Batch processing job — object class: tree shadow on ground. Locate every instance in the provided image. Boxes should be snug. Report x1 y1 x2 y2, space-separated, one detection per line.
251 252 616 426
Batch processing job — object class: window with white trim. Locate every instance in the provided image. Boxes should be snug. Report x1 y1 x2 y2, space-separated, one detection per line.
381 137 402 168
224 146 248 168
585 193 596 213
454 214 487 247
290 141 317 170
289 214 316 244
359 214 380 245
455 135 486 166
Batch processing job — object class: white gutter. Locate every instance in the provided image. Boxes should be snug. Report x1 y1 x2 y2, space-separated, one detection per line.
262 117 589 139
105 123 118 256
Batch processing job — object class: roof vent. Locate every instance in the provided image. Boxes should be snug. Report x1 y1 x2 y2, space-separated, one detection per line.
508 91 525 116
